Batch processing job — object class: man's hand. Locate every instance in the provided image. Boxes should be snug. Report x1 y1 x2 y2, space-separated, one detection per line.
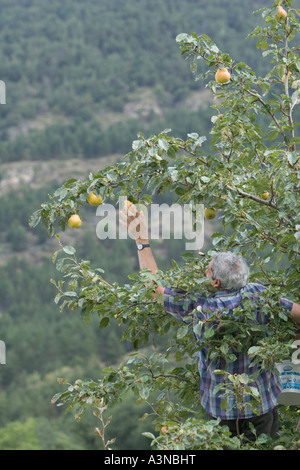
120 200 148 242
292 302 300 324
120 201 165 299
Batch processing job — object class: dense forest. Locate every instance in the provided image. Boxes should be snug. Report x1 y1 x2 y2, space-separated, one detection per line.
0 0 267 162
0 0 296 450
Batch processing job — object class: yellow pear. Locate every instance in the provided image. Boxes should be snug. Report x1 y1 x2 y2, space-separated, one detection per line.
259 192 269 200
124 200 135 215
87 191 103 206
282 71 291 83
124 200 132 209
68 214 82 229
204 208 216 220
275 5 287 21
215 68 231 84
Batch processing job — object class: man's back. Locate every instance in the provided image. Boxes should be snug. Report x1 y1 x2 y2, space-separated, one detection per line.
163 283 283 419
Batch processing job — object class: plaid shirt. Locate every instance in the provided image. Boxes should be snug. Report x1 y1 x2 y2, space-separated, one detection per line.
163 283 293 420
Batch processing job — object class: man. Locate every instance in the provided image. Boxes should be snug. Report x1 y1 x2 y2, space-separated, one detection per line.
122 204 300 441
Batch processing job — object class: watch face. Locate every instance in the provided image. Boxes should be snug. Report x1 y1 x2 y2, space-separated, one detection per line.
137 244 143 250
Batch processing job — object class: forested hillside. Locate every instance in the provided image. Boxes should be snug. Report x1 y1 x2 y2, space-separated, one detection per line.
0 0 290 450
0 0 266 162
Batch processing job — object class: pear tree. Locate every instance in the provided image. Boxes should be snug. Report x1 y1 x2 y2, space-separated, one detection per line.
31 0 300 450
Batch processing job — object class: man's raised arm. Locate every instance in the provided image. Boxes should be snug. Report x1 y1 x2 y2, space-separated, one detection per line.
120 202 165 298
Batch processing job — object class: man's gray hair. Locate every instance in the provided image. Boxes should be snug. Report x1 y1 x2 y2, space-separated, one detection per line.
210 251 249 290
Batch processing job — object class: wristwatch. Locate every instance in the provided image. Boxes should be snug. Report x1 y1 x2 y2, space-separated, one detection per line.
137 243 150 251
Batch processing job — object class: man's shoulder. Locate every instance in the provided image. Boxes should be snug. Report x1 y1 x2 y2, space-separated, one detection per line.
242 282 266 290
240 282 266 295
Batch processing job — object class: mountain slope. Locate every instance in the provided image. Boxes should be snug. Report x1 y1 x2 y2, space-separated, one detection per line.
0 0 267 162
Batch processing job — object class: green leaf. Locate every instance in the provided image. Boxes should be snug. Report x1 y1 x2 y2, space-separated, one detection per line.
287 151 298 165
177 325 189 340
63 246 76 255
63 291 78 297
248 346 260 356
204 327 215 339
142 432 156 440
56 258 66 272
51 392 63 404
200 176 210 183
158 138 169 151
138 384 150 400
220 399 229 410
99 317 110 328
220 343 229 355
193 322 203 336
29 210 41 228
64 178 78 186
250 386 260 397
54 293 62 304
256 39 268 50
53 187 68 200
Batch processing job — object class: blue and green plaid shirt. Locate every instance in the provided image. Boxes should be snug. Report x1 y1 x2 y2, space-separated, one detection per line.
163 283 293 420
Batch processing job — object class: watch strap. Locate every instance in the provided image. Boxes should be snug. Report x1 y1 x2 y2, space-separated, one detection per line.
137 243 150 251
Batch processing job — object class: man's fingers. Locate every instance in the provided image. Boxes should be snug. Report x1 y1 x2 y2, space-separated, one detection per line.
124 200 137 216
119 207 148 239
120 209 139 223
